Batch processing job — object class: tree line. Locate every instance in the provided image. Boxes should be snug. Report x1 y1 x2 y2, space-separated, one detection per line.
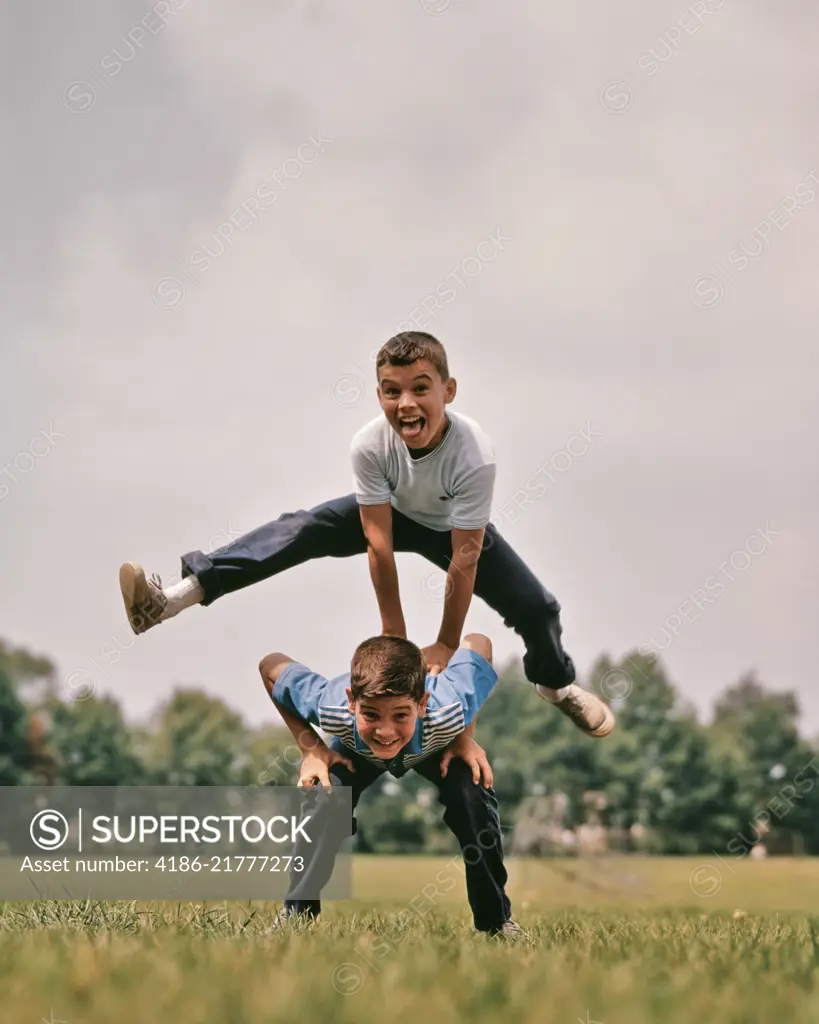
2 637 818 855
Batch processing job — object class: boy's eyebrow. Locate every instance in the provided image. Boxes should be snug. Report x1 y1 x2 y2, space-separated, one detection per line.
359 701 414 712
379 372 433 385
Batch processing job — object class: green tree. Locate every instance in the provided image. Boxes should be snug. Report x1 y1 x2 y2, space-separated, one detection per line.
710 672 818 853
144 688 251 785
0 639 55 687
589 652 747 852
0 664 31 785
711 672 802 795
46 694 144 785
476 660 601 826
357 775 433 853
249 723 301 788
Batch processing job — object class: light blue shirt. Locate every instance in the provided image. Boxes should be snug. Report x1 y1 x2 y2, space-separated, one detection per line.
271 649 498 777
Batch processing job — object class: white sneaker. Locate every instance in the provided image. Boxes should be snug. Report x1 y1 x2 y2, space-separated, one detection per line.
536 683 616 738
119 562 167 635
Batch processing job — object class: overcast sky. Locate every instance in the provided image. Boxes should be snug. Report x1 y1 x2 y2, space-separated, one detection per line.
2 0 816 736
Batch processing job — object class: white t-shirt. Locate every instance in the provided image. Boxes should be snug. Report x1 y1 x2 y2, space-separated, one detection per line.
350 411 496 532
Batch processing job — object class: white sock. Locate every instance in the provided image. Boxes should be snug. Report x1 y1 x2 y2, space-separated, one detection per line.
538 685 573 702
161 576 205 620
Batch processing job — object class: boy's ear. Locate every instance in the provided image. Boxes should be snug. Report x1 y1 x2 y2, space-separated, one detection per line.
418 691 430 718
346 686 355 713
444 377 457 404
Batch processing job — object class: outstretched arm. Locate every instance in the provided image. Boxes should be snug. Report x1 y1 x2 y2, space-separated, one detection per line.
259 653 319 753
258 654 354 786
438 633 495 788
352 439 406 638
423 536 485 675
359 503 407 638
424 458 495 673
439 715 494 789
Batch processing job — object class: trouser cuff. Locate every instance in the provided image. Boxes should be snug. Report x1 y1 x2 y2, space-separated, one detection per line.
180 550 220 605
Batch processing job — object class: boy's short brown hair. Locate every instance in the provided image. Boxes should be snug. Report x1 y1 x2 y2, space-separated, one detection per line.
376 332 450 383
350 636 427 702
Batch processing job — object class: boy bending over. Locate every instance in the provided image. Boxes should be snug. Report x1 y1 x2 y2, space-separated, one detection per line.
259 632 522 937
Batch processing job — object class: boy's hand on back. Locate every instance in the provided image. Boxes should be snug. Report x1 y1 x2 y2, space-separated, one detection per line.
421 642 456 675
297 748 355 790
440 735 494 789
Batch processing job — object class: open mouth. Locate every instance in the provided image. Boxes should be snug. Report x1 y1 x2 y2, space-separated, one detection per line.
398 415 425 440
372 737 401 751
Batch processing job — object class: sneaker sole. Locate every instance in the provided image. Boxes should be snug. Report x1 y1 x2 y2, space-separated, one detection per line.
536 684 617 738
119 561 154 635
588 702 616 738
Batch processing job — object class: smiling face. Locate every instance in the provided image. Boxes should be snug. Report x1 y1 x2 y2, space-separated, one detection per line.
346 690 430 759
377 359 457 453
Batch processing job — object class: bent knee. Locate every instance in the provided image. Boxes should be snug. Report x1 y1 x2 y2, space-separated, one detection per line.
515 590 561 626
462 633 492 664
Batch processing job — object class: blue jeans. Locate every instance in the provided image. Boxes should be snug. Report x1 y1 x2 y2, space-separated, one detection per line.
181 494 575 689
283 745 512 932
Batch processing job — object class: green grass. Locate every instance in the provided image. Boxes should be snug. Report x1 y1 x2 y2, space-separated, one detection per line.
3 857 819 1023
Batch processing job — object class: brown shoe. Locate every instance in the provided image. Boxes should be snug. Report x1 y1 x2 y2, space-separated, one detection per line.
119 562 167 635
536 683 616 738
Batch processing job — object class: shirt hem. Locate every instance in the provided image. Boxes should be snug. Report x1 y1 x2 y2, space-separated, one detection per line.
355 494 393 506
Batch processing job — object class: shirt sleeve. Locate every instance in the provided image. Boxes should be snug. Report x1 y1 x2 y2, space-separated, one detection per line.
427 648 498 728
270 662 328 726
450 463 497 530
351 438 392 506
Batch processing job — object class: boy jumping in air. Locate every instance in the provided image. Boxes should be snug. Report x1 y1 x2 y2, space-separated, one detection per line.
120 332 614 737
259 631 522 936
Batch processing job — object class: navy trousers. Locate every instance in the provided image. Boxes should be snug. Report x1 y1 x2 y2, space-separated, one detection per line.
181 493 575 689
283 746 512 932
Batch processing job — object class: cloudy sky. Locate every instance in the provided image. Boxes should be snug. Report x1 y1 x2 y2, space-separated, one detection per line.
2 0 816 735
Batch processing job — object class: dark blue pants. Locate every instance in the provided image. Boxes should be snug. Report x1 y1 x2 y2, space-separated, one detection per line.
181 494 575 689
284 745 512 932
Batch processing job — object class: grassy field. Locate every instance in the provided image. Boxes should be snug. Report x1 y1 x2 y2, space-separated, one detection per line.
3 856 819 1023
